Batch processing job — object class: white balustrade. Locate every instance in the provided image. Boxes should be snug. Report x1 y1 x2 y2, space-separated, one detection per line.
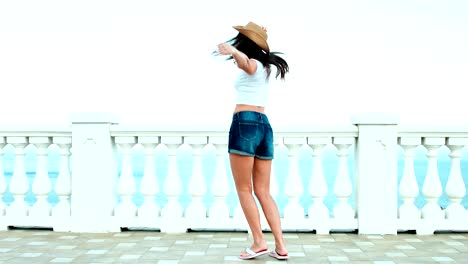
0 137 6 218
185 137 208 225
3 113 468 234
208 137 230 224
307 137 330 234
29 137 53 218
137 137 160 221
398 137 422 229
332 137 355 226
52 137 72 222
420 137 445 234
445 138 468 222
160 136 184 232
6 137 30 217
283 137 306 226
114 137 138 218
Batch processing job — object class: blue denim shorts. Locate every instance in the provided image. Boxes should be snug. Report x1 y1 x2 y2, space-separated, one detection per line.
228 111 274 160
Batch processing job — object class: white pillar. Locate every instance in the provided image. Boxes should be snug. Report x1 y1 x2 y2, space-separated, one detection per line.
114 137 138 219
52 137 72 232
444 138 468 222
160 136 185 233
398 137 421 230
208 137 230 224
0 138 6 219
307 137 330 234
351 113 399 235
185 137 208 226
419 137 444 234
332 137 355 225
283 137 305 225
6 137 30 217
70 112 120 232
0 137 6 231
137 137 160 222
29 137 53 218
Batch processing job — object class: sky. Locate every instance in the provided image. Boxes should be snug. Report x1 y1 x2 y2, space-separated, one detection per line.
0 0 467 126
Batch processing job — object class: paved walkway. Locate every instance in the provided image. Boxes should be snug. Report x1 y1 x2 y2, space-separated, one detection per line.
0 229 468 263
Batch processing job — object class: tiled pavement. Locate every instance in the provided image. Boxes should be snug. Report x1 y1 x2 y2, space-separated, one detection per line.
0 229 468 264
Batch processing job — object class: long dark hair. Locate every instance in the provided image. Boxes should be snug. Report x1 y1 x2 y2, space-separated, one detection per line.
218 33 289 80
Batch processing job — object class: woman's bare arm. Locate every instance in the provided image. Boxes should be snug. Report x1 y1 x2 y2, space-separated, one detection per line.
217 43 257 75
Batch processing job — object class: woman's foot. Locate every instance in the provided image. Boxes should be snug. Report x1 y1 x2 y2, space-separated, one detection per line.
239 242 268 259
269 247 289 260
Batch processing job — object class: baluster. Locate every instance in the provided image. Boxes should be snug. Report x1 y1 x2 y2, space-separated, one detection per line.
160 137 184 232
29 137 53 217
283 137 305 223
208 137 230 222
137 137 160 220
420 137 445 234
52 137 72 218
6 137 30 216
307 137 330 234
445 138 468 220
185 137 208 225
0 138 6 217
332 138 355 226
398 137 421 228
114 137 137 218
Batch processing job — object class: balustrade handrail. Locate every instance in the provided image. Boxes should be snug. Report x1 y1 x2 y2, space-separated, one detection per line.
110 124 359 138
2 123 468 137
110 124 228 137
399 124 468 137
0 125 71 137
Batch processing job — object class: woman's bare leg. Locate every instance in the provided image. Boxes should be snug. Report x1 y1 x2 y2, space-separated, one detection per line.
229 153 267 256
252 158 288 255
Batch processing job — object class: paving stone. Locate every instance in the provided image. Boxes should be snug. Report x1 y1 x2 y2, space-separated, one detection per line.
0 230 466 263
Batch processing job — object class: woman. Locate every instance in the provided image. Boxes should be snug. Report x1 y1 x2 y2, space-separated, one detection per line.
216 21 289 260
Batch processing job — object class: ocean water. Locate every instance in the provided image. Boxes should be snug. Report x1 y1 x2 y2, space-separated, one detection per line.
1 144 468 216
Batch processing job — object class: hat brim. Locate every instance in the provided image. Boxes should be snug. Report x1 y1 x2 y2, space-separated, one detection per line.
233 26 270 53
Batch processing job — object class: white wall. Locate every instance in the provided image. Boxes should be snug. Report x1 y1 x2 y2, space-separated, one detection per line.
1 0 467 126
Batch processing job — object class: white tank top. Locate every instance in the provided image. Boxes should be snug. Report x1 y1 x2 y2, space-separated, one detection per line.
234 59 269 107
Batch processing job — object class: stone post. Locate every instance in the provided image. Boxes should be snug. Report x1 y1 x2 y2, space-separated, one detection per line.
351 112 399 234
70 112 120 232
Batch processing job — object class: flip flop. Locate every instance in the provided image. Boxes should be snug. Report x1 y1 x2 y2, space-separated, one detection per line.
269 249 289 260
239 248 268 260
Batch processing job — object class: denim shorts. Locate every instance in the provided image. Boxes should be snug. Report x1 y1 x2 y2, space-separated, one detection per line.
228 111 274 160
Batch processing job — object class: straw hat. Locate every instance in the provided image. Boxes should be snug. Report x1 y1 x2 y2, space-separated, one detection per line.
233 21 270 53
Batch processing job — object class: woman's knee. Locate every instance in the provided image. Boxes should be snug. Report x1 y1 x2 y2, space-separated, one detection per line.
253 187 270 201
236 183 253 195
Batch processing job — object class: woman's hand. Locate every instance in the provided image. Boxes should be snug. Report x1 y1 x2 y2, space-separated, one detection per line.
217 43 237 56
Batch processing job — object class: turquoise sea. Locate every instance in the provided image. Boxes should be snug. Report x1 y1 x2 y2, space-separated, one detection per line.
1 144 468 216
